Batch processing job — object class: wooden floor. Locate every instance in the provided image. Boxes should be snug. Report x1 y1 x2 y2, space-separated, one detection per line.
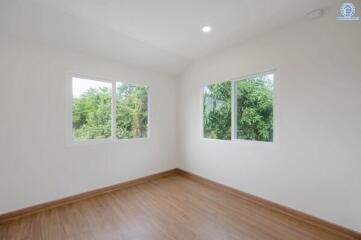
0 174 356 240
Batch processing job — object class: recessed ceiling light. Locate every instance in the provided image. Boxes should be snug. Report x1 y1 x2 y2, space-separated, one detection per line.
202 26 212 33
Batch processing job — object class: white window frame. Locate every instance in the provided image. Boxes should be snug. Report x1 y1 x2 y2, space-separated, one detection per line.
201 69 278 145
66 73 150 145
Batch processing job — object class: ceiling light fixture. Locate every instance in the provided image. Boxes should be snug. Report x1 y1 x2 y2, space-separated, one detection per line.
202 26 212 33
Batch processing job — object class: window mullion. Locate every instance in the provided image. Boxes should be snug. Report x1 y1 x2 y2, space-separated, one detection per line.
111 82 117 140
231 80 237 140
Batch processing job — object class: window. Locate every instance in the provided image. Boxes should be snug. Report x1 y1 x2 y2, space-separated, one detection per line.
116 83 148 139
236 73 273 142
72 77 112 140
202 72 274 142
203 81 232 140
71 76 149 141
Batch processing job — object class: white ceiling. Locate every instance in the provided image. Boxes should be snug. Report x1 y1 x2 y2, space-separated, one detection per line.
0 0 340 75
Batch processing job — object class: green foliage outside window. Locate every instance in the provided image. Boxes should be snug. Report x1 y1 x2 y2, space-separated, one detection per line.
203 74 273 142
237 74 273 142
72 87 112 140
203 81 232 140
72 78 148 140
116 84 148 139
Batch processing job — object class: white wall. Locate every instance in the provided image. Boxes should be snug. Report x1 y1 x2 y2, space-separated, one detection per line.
0 34 177 214
177 4 361 231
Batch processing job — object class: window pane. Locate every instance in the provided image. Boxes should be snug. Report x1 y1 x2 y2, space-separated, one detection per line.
236 74 273 142
72 77 112 140
116 83 148 139
203 81 232 140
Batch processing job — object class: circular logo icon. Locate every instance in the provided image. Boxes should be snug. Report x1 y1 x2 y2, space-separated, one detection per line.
340 3 356 18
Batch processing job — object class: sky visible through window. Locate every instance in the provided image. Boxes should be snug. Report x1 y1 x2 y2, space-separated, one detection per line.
72 77 112 98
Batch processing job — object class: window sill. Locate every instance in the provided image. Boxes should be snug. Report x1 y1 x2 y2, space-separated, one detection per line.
67 137 149 147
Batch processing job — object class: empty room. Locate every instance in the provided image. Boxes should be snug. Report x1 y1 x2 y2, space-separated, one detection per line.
0 0 360 239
